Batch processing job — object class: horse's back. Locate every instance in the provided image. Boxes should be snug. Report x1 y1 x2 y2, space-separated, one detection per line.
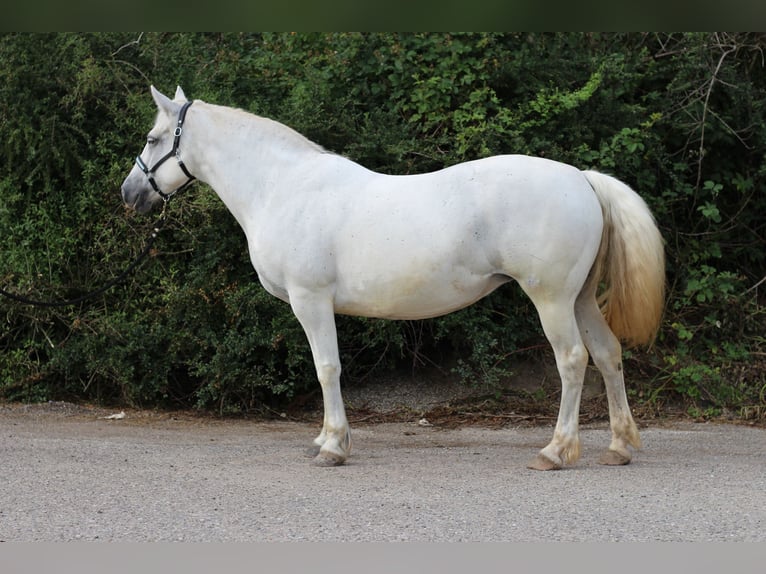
339 154 604 276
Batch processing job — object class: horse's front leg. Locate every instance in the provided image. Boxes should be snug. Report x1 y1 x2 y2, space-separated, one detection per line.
289 289 351 466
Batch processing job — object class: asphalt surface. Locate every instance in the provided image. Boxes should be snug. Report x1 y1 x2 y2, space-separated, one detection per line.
1 404 764 542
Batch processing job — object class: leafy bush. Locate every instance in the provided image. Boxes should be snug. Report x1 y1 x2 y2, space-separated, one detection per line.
1 33 764 417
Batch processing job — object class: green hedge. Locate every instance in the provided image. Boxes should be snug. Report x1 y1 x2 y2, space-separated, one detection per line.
1 33 764 416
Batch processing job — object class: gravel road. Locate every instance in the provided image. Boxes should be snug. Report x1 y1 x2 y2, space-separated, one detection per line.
1 403 764 542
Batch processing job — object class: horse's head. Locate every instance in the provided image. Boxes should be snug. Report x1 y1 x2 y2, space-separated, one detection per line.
121 85 196 213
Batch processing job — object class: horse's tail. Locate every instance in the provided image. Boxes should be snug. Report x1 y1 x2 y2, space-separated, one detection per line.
582 170 665 347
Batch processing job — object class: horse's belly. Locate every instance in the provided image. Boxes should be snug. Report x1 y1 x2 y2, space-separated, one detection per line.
333 272 510 320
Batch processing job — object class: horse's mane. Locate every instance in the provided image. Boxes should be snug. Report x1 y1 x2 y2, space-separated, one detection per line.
198 100 327 154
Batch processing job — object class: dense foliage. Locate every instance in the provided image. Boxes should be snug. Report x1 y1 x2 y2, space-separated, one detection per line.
1 33 764 418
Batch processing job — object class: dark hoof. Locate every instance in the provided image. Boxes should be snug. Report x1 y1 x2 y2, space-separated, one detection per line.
598 449 631 466
312 452 346 467
305 444 321 458
526 453 562 471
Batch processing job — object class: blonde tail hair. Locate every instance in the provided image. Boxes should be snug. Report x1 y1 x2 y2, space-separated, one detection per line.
583 170 665 347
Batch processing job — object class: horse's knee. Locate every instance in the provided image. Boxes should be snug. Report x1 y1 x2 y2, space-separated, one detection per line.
562 343 589 371
547 336 588 378
315 362 341 386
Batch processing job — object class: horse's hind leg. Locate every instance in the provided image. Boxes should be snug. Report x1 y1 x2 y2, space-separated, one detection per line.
575 287 641 465
289 290 351 466
525 297 589 470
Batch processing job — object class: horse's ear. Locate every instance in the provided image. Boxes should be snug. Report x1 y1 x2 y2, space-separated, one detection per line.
150 85 180 116
174 85 187 102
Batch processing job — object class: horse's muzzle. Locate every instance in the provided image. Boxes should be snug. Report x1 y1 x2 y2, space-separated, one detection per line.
121 174 159 214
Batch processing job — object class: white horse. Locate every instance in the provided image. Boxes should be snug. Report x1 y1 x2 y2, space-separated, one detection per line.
122 86 665 470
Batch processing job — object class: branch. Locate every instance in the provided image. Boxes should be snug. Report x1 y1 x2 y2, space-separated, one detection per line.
744 275 766 296
111 32 144 57
695 38 737 190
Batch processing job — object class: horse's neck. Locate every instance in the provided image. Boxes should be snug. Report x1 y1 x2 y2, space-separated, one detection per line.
188 102 326 211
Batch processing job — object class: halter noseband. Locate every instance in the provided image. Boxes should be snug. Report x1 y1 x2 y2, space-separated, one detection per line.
135 101 196 202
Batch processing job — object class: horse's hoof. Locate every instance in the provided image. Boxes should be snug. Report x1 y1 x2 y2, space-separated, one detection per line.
305 444 321 458
312 452 346 467
598 449 631 466
526 453 562 471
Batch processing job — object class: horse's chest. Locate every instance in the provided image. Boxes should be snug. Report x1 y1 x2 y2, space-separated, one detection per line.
246 247 290 302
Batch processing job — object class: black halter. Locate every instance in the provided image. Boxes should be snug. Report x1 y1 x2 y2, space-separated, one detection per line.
134 101 196 202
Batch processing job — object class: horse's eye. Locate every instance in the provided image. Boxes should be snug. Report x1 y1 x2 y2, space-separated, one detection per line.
147 136 158 146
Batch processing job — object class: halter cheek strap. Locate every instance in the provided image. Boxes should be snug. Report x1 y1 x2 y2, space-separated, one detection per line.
135 101 196 202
